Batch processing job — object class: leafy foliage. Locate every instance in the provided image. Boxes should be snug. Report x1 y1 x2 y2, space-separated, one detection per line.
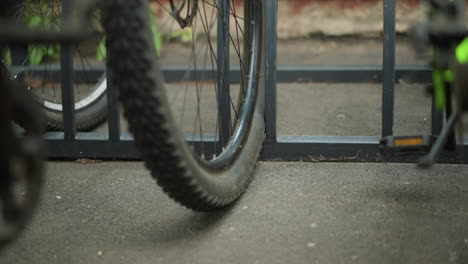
22 1 61 65
7 1 163 65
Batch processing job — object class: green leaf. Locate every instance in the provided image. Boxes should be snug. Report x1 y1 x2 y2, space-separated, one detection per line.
2 48 12 65
96 37 106 61
433 69 446 111
27 16 42 29
149 11 162 55
456 37 468 64
180 29 194 43
168 28 195 43
51 44 61 59
28 45 46 65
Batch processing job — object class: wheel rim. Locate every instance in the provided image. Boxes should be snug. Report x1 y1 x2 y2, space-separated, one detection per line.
154 0 262 169
42 77 106 111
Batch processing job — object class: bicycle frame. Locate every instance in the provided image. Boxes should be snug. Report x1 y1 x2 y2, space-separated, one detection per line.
392 0 468 166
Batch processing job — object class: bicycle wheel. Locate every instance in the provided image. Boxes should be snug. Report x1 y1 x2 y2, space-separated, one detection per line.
3 0 107 131
0 71 44 250
103 0 265 211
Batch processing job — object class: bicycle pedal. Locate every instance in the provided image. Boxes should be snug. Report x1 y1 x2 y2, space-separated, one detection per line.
380 135 434 154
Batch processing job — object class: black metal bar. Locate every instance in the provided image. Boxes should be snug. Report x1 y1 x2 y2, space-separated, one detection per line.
217 0 231 146
163 65 431 84
275 65 431 84
262 135 381 161
11 66 103 83
105 70 120 142
60 0 76 141
45 133 468 164
265 0 278 142
9 45 28 68
260 135 465 163
382 0 396 137
10 65 433 84
46 132 218 159
444 86 457 150
431 98 443 135
47 133 138 159
418 112 458 167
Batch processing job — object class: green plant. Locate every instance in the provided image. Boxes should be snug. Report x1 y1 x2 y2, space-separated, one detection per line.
16 1 162 65
150 10 162 56
2 48 12 65
168 28 195 43
22 1 61 65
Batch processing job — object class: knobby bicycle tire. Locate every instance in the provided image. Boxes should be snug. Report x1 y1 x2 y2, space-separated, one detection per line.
102 0 265 211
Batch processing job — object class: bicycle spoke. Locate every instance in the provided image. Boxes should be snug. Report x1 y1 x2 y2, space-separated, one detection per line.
153 0 254 159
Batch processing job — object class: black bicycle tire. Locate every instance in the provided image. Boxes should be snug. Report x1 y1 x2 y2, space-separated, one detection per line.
102 0 265 211
0 76 44 250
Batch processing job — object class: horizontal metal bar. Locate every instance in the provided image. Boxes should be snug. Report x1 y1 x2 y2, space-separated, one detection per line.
47 132 138 159
163 65 432 84
275 65 431 83
260 135 466 163
261 135 381 162
46 133 468 164
12 65 432 84
11 66 104 83
46 132 219 159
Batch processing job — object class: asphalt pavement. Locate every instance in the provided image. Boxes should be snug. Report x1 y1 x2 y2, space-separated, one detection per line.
1 162 467 264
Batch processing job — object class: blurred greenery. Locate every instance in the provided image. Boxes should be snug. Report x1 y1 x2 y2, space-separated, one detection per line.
22 1 61 65
3 2 164 65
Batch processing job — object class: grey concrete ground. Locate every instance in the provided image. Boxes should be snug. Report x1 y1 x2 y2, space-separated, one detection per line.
1 162 468 264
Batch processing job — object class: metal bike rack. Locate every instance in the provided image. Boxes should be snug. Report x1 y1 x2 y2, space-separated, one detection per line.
43 0 468 163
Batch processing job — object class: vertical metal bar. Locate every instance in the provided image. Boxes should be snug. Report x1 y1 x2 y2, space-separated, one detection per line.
444 86 456 150
217 0 231 146
105 69 121 141
61 0 76 141
9 45 28 66
382 0 396 137
9 45 28 77
265 0 278 142
431 98 443 135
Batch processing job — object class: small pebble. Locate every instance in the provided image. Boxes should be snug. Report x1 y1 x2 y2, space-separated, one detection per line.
242 206 249 210
464 238 468 243
56 196 62 199
310 223 318 228
98 251 103 256
307 242 316 248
